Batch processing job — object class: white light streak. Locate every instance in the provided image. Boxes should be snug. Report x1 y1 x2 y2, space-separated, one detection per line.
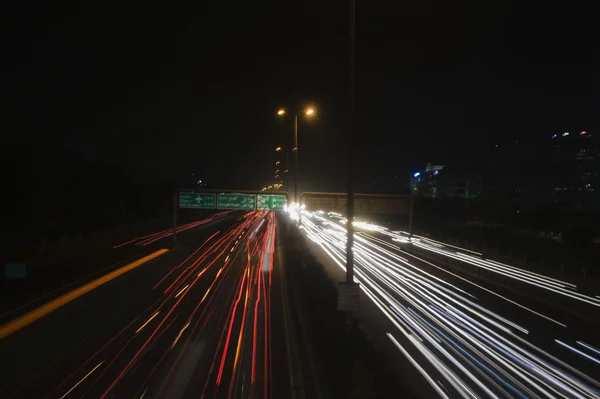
296 213 600 398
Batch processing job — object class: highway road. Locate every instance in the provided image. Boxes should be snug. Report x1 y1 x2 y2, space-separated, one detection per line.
0 210 289 399
295 209 600 398
0 211 234 314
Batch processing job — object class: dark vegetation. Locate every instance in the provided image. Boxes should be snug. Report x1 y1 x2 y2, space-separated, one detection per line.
1 148 173 258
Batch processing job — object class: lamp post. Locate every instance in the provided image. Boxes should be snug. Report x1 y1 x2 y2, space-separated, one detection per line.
276 107 315 204
346 0 355 285
409 172 419 237
293 112 298 203
274 147 285 190
284 151 289 192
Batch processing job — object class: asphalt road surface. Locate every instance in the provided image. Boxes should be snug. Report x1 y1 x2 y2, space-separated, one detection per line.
0 210 288 399
296 209 600 399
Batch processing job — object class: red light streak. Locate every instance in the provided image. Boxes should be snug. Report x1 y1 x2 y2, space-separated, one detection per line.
113 212 233 249
227 266 252 396
52 211 275 399
46 313 143 399
216 266 248 385
99 251 218 398
96 315 178 399
252 256 262 383
198 269 248 398
152 230 220 289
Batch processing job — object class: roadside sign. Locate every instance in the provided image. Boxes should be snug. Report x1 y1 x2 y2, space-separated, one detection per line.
257 194 286 210
179 192 216 209
217 193 256 210
337 282 360 311
5 263 26 279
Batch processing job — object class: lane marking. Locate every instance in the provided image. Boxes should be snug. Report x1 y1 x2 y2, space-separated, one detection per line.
0 248 169 340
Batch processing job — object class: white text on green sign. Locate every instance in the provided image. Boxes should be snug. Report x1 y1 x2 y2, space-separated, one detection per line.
179 192 216 209
217 193 256 210
256 194 286 210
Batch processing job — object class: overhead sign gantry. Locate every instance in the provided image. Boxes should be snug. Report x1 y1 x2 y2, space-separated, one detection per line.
172 189 289 243
178 191 286 211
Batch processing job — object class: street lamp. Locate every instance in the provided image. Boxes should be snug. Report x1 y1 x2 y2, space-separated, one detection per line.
277 105 316 203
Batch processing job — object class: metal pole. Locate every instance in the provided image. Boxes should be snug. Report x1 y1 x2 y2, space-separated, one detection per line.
346 0 355 284
285 151 290 192
172 190 178 244
294 112 298 204
409 189 414 237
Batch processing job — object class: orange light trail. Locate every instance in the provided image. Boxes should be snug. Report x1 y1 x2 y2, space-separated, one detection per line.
135 311 160 335
174 285 189 298
0 249 168 340
59 361 104 399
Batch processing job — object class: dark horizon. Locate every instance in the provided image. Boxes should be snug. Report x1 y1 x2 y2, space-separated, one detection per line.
4 1 598 192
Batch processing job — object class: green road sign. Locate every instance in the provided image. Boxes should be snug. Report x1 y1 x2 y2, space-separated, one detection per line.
179 192 216 209
257 194 286 210
217 193 256 210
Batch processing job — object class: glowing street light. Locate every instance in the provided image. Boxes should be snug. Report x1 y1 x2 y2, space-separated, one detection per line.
275 146 282 152
275 104 318 203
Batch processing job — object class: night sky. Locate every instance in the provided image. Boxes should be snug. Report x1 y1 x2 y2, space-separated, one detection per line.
5 0 598 193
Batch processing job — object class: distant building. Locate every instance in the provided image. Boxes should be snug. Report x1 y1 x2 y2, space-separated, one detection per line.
546 131 600 210
411 130 600 212
411 164 474 199
477 140 533 209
